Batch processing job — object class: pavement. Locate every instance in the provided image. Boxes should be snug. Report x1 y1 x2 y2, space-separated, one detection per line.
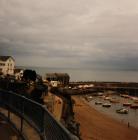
0 108 41 140
0 117 20 140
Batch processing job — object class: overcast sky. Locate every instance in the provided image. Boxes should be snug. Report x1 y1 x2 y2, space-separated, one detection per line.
0 0 138 69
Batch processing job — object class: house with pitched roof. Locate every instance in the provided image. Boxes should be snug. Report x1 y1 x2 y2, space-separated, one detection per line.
46 73 70 86
0 56 15 75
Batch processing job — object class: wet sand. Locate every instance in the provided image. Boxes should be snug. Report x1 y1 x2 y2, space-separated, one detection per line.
73 96 138 140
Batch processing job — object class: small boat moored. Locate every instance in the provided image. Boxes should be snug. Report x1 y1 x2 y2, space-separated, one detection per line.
134 100 138 104
130 104 138 109
104 97 111 100
110 99 119 103
116 108 128 114
123 102 131 106
95 101 102 105
120 94 130 98
84 96 93 102
102 103 111 107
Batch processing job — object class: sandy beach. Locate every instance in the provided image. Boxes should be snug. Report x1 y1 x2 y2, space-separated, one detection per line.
73 96 138 140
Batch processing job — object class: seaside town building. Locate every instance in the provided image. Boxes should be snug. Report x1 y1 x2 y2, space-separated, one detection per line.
0 56 15 75
14 68 24 80
46 73 70 87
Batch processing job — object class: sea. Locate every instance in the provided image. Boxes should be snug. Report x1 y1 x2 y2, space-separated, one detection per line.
17 66 138 82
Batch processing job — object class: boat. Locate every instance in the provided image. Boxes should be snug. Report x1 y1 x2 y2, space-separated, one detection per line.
131 97 138 103
123 103 131 106
104 97 111 100
110 99 119 103
134 100 138 104
116 108 128 114
102 103 111 107
99 95 106 99
130 104 138 109
130 96 138 101
97 92 104 96
89 96 93 99
84 96 93 102
95 101 102 105
120 94 130 98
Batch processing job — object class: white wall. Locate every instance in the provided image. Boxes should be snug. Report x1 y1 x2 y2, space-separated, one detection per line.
0 58 15 75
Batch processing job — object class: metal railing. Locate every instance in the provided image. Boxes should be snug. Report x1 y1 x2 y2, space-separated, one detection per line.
0 89 78 140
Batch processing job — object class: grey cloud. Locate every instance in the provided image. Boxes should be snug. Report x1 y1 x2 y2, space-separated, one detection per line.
0 0 138 68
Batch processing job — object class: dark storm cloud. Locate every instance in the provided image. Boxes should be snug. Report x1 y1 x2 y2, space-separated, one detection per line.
0 0 138 68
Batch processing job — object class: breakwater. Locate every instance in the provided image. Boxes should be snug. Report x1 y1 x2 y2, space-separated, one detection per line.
69 81 138 96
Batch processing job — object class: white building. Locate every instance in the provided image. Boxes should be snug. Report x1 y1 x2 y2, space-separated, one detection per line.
0 56 15 75
14 68 24 80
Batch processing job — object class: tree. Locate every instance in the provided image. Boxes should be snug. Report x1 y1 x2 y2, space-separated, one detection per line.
22 69 37 82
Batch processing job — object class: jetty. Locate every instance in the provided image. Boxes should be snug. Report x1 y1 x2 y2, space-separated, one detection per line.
69 81 138 96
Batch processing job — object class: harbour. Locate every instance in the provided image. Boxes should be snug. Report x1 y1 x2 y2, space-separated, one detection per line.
73 96 138 140
85 94 138 129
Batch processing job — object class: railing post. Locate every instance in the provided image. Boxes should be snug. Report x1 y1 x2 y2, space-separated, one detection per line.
39 109 47 140
8 110 10 120
7 93 11 120
20 117 23 132
42 109 47 140
20 98 24 132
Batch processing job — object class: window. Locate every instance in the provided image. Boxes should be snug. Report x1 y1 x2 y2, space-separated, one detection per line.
0 63 5 66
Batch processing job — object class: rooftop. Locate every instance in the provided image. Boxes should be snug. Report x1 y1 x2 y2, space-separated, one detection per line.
0 56 14 61
46 73 70 77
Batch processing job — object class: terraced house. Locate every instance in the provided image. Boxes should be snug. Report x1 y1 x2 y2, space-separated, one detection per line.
0 56 15 75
